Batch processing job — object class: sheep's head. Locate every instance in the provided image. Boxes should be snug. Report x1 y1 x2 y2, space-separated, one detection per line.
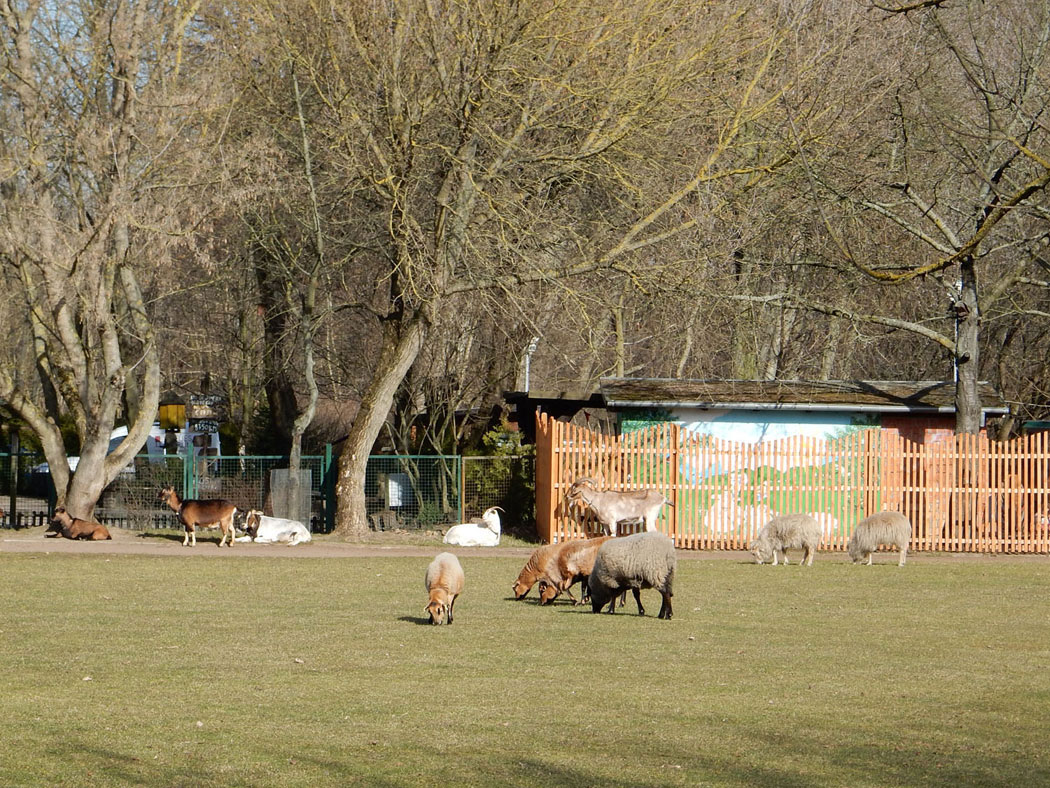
425 600 449 625
748 539 772 564
511 578 532 599
537 579 559 606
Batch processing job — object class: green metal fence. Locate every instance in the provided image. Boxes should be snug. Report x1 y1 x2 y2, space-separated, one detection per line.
1 449 534 535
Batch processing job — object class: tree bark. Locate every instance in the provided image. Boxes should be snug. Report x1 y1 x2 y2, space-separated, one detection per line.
333 314 428 538
954 256 982 434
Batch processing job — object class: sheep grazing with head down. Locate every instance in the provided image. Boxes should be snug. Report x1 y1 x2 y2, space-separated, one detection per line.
849 511 912 566
424 552 465 625
442 507 503 547
512 542 563 599
537 536 613 605
749 513 821 566
588 531 676 620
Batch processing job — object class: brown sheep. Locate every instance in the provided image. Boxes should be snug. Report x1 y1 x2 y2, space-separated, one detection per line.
46 508 112 541
537 536 614 605
425 552 465 625
511 542 563 599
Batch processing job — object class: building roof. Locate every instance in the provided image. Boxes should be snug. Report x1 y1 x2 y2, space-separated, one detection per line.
598 378 1009 415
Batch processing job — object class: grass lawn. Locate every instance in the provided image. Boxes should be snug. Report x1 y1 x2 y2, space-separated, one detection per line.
2 550 1048 787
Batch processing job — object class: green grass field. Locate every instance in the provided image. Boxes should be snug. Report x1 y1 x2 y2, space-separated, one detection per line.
2 550 1048 787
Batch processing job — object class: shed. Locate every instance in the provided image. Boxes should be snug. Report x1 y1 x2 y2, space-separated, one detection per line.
598 378 1009 444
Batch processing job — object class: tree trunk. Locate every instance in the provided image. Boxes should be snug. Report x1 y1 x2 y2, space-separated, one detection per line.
334 315 428 538
955 256 982 435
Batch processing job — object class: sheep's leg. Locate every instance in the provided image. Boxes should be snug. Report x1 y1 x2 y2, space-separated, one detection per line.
182 528 191 546
802 546 812 566
898 546 907 567
632 588 645 616
865 553 872 566
447 595 456 625
657 590 673 620
771 550 779 566
781 549 790 565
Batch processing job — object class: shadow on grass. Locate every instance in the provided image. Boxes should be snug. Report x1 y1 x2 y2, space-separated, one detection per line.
397 614 440 626
135 530 186 543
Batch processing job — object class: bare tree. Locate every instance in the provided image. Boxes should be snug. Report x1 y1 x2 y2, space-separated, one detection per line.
799 0 1050 433
215 0 842 537
0 0 225 515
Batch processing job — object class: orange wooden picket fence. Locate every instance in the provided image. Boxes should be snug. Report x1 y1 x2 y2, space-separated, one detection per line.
535 411 1050 553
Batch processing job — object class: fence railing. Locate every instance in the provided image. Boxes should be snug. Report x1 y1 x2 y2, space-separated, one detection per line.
535 411 1050 553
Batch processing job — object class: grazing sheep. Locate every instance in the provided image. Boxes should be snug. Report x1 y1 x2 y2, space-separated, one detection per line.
849 511 912 566
442 507 503 547
512 542 563 599
588 531 677 620
537 536 613 605
749 513 822 566
45 508 112 541
424 552 465 625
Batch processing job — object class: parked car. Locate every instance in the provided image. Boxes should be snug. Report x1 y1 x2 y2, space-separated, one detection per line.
22 424 169 496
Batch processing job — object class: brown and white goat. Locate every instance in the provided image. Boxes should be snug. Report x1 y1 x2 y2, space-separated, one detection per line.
511 542 563 599
537 536 614 605
159 485 238 547
46 507 112 541
424 552 465 625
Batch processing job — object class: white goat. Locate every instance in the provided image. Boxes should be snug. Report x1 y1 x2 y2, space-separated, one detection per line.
235 510 312 546
567 477 672 536
442 507 503 546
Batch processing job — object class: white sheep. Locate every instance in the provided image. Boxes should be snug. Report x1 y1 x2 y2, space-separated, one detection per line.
424 552 465 625
588 531 677 619
749 513 822 566
848 511 912 566
442 506 503 547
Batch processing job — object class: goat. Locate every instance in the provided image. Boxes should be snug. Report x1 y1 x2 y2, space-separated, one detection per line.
567 477 672 536
235 510 312 545
159 485 238 547
45 507 112 541
442 507 503 547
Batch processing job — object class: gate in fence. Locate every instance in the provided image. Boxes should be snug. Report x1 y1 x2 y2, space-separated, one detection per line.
535 411 1050 553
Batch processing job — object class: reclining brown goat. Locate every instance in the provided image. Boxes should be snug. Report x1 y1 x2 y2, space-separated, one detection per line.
46 507 112 541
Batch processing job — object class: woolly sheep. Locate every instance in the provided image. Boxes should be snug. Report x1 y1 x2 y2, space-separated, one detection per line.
588 531 677 619
424 552 465 625
512 542 562 599
749 513 821 566
848 511 912 566
442 507 503 547
537 536 613 605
